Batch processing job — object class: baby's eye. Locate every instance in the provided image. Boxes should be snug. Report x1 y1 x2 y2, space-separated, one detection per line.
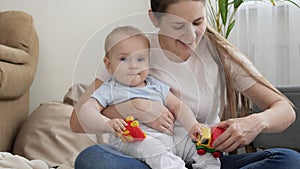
120 57 128 61
137 57 145 62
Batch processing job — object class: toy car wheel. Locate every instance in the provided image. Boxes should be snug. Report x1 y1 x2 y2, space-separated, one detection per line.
212 151 221 158
197 149 206 155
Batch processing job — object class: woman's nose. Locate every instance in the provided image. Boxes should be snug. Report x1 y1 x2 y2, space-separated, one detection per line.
184 25 196 41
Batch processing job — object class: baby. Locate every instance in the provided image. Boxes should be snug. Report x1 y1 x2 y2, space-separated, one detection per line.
79 26 220 169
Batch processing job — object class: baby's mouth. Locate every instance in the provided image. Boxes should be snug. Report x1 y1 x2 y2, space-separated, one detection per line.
128 73 139 76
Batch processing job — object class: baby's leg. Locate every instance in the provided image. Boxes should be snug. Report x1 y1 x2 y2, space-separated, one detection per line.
174 127 220 169
191 153 221 169
115 131 187 169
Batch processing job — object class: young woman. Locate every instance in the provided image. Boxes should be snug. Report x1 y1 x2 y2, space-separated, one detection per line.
70 0 300 168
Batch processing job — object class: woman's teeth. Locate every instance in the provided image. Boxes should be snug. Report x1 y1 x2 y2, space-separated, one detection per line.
179 40 193 47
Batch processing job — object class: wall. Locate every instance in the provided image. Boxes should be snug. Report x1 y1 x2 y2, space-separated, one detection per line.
0 0 150 113
2 1 299 114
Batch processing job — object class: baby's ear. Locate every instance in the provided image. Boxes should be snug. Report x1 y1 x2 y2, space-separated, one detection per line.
103 56 113 73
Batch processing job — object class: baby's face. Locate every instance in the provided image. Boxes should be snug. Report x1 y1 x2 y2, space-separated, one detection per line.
106 36 150 87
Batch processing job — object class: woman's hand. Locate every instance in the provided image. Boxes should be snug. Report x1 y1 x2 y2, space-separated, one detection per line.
145 106 175 135
213 114 266 152
131 98 175 135
103 98 175 135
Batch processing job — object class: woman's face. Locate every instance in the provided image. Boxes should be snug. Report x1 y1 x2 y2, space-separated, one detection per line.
155 1 206 60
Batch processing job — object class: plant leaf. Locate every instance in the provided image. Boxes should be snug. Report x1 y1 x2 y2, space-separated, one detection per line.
270 0 276 6
282 0 300 8
234 0 244 9
206 7 217 29
219 0 229 25
225 20 236 38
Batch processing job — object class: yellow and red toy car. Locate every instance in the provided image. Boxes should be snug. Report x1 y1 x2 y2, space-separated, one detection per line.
195 127 225 158
117 116 146 143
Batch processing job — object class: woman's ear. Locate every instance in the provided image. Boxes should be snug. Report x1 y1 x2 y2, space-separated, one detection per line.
148 9 159 28
103 56 113 74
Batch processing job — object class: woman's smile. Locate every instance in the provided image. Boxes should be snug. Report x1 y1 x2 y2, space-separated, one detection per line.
177 39 194 49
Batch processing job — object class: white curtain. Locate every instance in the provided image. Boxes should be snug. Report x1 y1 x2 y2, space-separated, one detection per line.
228 2 300 86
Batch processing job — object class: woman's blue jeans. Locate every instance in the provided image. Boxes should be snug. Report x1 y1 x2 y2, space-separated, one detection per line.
75 144 300 169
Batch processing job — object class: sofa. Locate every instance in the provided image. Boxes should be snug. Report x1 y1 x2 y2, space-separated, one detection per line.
0 10 39 152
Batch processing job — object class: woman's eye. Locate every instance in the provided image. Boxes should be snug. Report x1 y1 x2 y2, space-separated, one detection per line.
172 24 185 30
193 19 203 26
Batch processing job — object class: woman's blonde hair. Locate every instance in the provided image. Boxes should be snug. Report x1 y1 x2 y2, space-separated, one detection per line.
205 25 290 120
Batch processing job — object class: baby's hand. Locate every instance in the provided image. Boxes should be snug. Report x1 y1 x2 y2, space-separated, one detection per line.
189 122 208 142
107 119 127 133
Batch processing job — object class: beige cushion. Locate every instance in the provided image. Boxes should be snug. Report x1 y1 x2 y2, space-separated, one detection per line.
13 101 99 168
63 83 89 106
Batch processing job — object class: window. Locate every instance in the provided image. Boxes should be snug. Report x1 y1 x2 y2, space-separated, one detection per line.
229 2 300 86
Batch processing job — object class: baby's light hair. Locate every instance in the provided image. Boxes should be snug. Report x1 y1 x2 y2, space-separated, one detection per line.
104 26 149 57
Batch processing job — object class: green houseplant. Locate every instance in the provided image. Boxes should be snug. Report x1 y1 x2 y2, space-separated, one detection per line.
207 0 300 38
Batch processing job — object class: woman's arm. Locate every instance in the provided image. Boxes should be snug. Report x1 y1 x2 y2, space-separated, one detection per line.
70 78 103 133
244 83 295 133
77 98 111 134
165 91 202 140
214 82 296 152
102 98 175 135
70 78 175 134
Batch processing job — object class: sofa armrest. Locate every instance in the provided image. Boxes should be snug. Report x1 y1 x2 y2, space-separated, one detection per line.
0 10 39 100
0 45 31 64
0 61 35 100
